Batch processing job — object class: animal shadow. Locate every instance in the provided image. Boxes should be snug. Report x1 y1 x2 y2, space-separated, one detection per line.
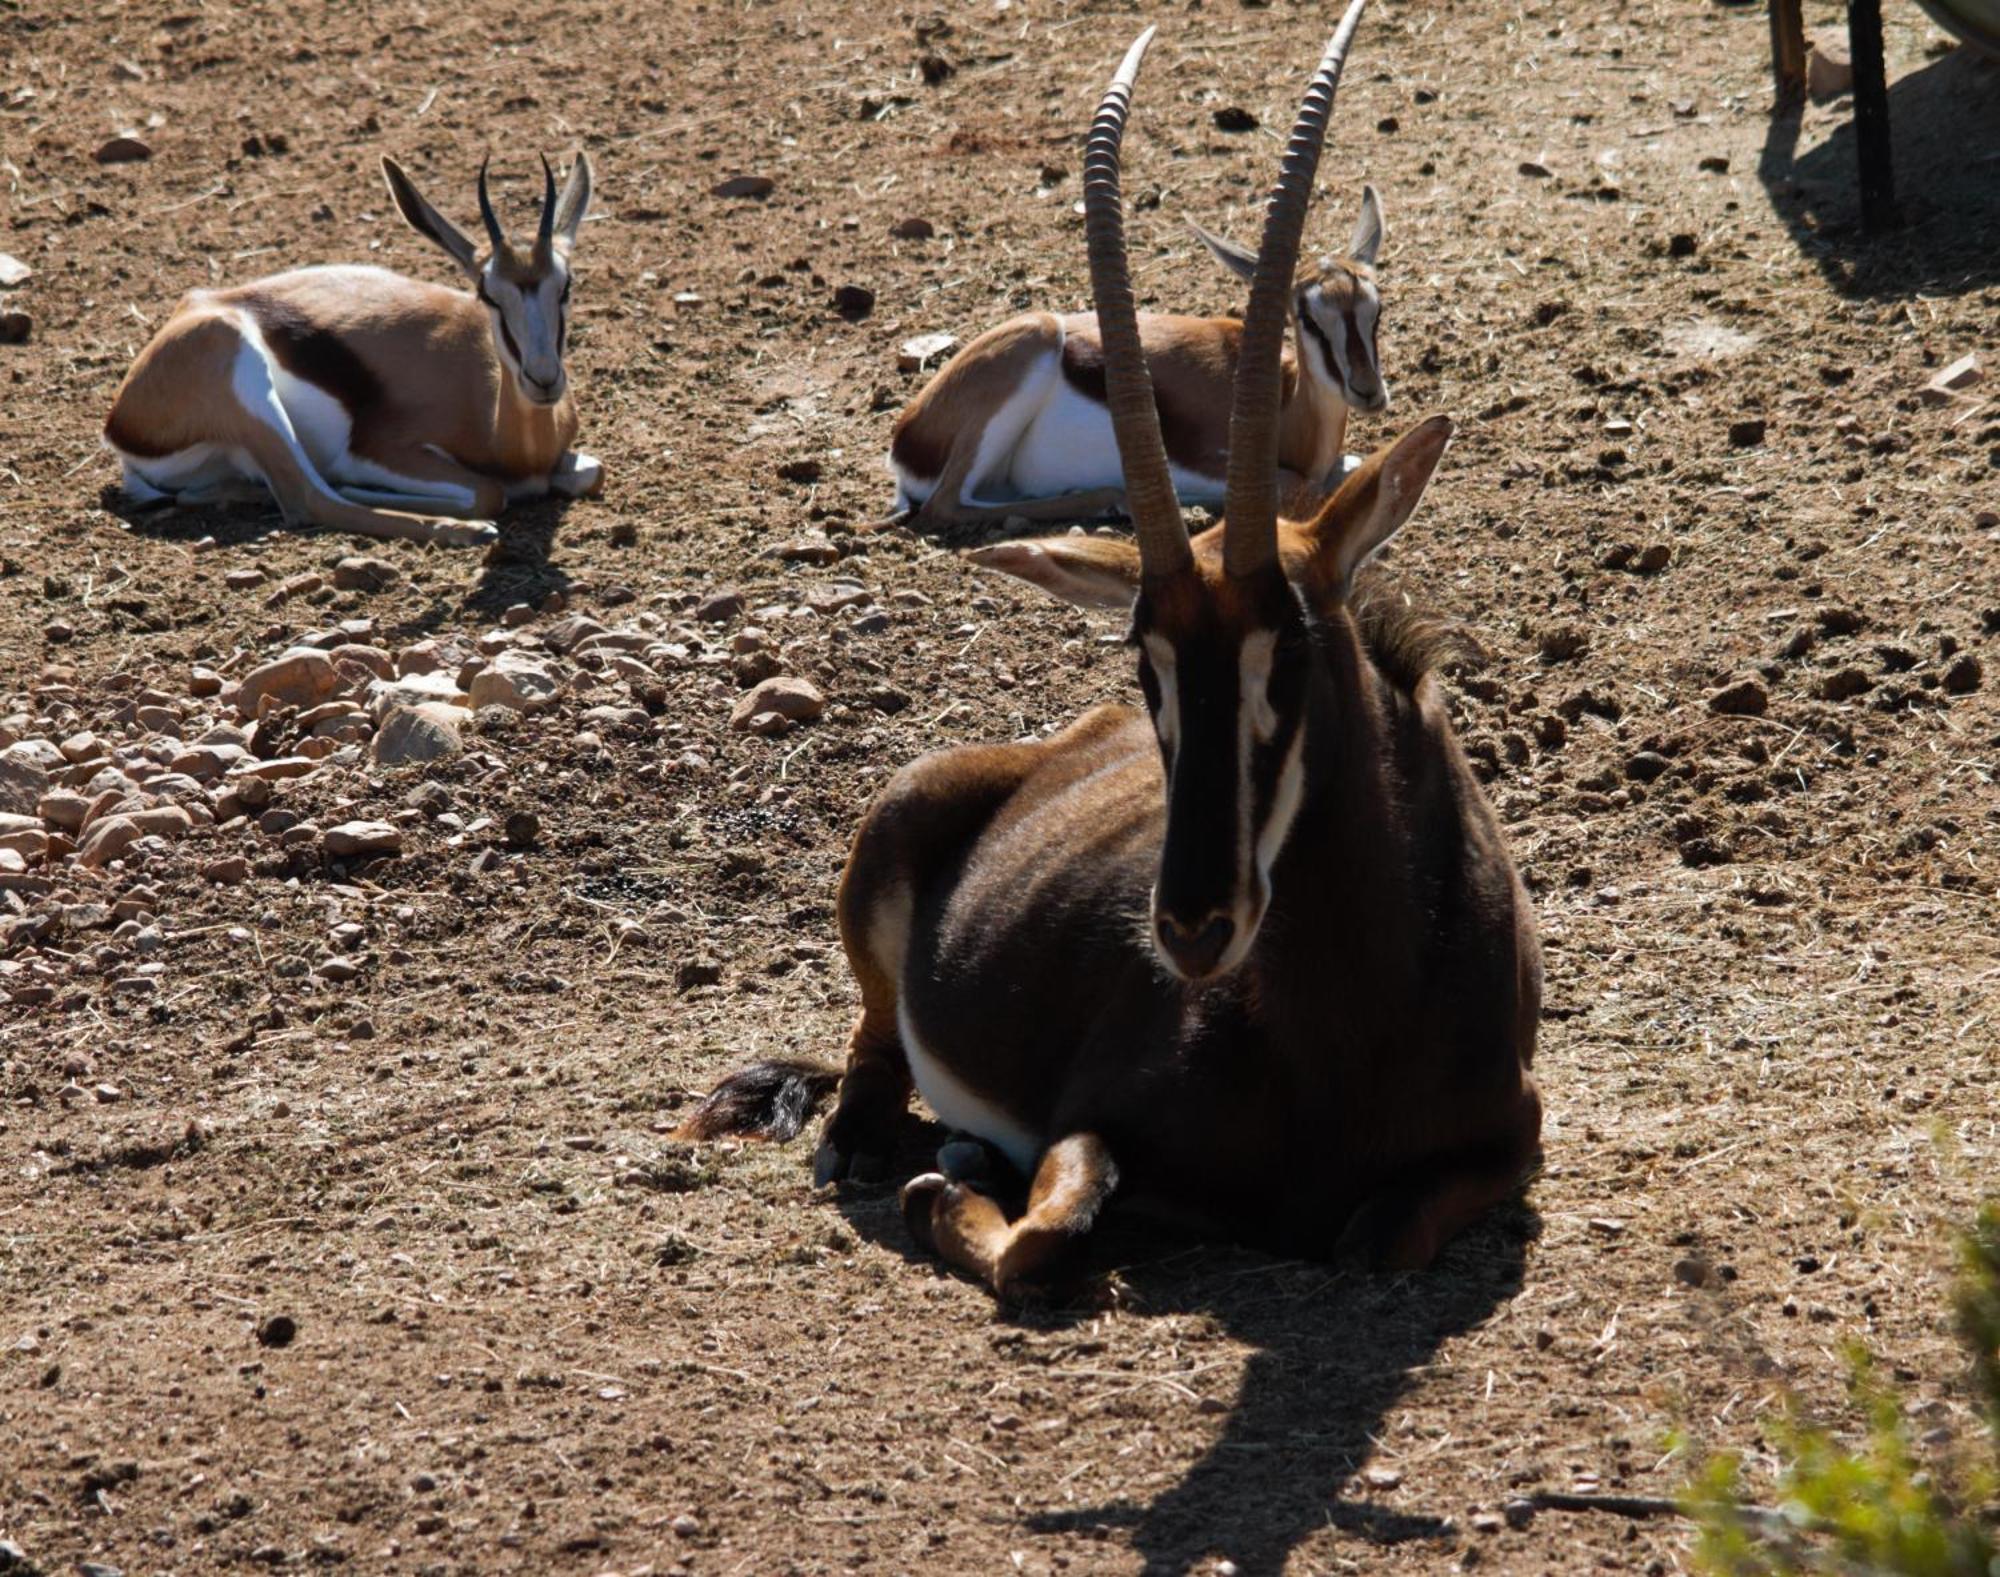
101 484 579 633
1758 43 2000 299
833 1123 1537 1577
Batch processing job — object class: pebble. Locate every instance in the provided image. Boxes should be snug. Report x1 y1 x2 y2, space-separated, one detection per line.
898 332 957 372
366 671 467 722
671 1514 701 1538
503 809 540 849
332 556 398 592
1706 678 1768 717
322 821 402 859
1942 655 1982 695
235 648 340 717
1815 666 1872 702
467 651 560 712
373 703 468 765
255 1314 298 1348
78 806 191 868
697 589 746 623
96 132 152 163
0 750 51 815
1727 417 1768 449
204 855 251 884
234 756 319 782
317 955 361 981
730 676 825 730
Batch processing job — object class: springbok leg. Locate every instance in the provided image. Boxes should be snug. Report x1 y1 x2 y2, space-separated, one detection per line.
902 1131 1118 1296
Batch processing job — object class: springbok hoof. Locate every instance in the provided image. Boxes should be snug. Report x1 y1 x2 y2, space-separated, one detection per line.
432 519 499 548
900 1171 953 1255
551 452 604 499
936 1135 1002 1184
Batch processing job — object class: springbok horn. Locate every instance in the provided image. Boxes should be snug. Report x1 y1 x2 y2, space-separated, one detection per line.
1084 28 1191 580
1222 0 1369 578
476 156 507 256
534 153 558 262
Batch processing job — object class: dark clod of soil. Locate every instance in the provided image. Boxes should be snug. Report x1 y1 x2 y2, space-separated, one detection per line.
255 1315 298 1350
1706 678 1769 717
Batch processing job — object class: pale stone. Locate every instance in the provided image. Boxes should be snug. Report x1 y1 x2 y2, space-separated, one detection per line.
322 820 402 859
467 651 560 712
372 703 469 766
234 647 341 717
730 676 825 730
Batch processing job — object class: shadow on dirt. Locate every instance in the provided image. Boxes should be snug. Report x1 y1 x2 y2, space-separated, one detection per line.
1758 45 2000 299
833 1125 1537 1576
101 485 579 633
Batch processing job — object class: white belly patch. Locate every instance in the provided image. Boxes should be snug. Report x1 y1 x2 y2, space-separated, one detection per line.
898 1000 1041 1177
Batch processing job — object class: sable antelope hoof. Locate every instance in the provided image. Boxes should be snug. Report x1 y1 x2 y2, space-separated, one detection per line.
431 519 500 548
1333 1195 1437 1274
812 1136 892 1188
899 1171 955 1255
936 1135 1005 1185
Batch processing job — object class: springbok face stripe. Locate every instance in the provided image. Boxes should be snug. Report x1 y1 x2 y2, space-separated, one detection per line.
478 262 571 404
1300 275 1386 411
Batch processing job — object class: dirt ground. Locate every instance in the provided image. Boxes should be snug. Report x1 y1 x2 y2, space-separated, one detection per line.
2 0 1997 1572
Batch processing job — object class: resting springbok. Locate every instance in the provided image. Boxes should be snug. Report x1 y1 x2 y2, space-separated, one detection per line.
684 7 1541 1296
103 153 601 547
886 114 1387 526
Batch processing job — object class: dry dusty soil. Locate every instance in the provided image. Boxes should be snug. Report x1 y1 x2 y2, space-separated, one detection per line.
3 0 1998 1572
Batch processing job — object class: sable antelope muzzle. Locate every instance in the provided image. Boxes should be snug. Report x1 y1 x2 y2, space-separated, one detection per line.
685 5 1542 1297
884 51 1389 528
103 152 603 548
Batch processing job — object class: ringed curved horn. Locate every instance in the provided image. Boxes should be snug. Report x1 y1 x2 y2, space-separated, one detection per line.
475 155 507 255
1222 0 1370 578
1083 28 1191 580
534 153 558 262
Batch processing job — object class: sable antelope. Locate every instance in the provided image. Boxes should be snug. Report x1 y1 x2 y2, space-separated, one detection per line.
684 8 1541 1296
886 87 1387 527
103 153 602 548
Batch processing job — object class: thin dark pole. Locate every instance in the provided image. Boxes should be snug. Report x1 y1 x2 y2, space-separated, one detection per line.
1848 0 1899 232
1769 0 1806 110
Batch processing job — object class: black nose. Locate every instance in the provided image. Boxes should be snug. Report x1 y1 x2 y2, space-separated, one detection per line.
1156 910 1236 979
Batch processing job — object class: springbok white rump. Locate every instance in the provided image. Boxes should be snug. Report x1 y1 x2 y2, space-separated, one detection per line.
885 71 1388 527
685 9 1542 1300
103 152 602 547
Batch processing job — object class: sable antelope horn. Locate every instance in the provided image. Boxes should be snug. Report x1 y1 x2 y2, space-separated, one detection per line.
476 155 508 257
534 153 558 263
1222 0 1369 578
1084 27 1191 580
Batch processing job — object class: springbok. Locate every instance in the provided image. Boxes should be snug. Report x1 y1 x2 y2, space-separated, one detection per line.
103 153 602 548
684 7 1541 1296
886 107 1387 526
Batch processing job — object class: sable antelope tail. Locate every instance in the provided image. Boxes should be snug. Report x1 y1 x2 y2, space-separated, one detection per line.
676 1059 840 1142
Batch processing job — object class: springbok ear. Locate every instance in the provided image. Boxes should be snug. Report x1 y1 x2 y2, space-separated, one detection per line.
381 157 480 276
965 536 1143 610
1186 219 1258 285
553 150 592 247
1349 184 1384 269
1305 415 1452 597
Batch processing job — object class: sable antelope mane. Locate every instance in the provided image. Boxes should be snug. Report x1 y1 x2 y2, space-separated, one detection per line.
685 2 1543 1297
101 151 601 548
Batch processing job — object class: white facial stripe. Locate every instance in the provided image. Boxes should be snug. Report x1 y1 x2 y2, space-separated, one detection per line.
1217 631 1305 977
1143 635 1179 752
1240 629 1280 744
1255 728 1307 892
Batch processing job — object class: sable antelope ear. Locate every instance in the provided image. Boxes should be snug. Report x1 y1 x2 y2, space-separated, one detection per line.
965 536 1143 610
1303 415 1452 599
381 156 481 277
1349 183 1385 269
1186 219 1259 285
553 150 592 248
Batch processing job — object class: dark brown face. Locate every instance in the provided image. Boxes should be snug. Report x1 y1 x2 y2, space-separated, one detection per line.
1132 560 1313 983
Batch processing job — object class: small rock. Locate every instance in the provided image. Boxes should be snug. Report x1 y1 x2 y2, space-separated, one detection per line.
235 648 340 717
1698 154 1730 174
1942 655 1982 695
332 555 399 592
1727 418 1767 448
1674 1256 1717 1289
1634 544 1672 575
255 1314 297 1349
1517 159 1554 179
731 676 825 731
1213 106 1258 132
677 958 723 991
1815 666 1872 702
1362 1467 1403 1490
898 332 958 372
467 651 559 713
0 311 30 345
1471 1511 1504 1534
42 619 70 642
890 216 936 240
322 821 402 859
189 665 223 697
1625 750 1671 783
95 133 153 164
1503 1498 1536 1530
372 703 468 766
366 671 468 722
1707 678 1768 717
203 855 250 884
78 806 191 868
770 534 841 565
0 751 50 816
224 567 267 589
711 174 774 199
698 589 746 623
1920 353 1982 406
671 1514 701 1538
0 253 30 287
832 284 875 322
503 809 541 849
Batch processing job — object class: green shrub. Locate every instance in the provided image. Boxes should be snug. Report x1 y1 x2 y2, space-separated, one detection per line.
1685 1201 2000 1576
